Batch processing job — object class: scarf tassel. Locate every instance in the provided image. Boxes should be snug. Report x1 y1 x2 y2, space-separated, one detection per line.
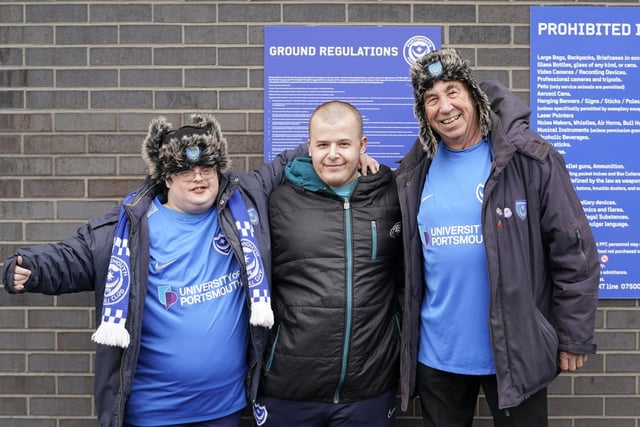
92 321 131 348
250 300 274 328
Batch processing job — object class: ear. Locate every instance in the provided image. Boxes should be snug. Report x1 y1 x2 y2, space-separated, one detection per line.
360 136 368 153
307 139 312 156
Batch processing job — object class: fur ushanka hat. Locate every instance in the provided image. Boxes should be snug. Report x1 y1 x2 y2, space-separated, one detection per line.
142 113 231 183
410 48 492 158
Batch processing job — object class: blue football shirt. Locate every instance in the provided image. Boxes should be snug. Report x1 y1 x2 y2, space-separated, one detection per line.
417 140 495 375
125 197 249 425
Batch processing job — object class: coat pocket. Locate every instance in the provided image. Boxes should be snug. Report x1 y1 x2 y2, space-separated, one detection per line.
534 309 560 370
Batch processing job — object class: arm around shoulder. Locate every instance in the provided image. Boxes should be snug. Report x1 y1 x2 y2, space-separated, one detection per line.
480 80 531 135
238 142 308 192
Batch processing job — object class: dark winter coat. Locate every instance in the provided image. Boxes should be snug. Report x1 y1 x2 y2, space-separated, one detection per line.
2 146 305 427
260 158 403 403
396 80 600 411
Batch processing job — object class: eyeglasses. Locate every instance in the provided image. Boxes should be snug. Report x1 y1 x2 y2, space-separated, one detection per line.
174 167 216 181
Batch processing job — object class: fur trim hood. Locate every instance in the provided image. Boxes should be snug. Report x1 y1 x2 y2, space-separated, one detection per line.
410 48 492 158
141 113 230 183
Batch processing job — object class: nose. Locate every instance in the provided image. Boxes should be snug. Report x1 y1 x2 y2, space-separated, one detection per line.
438 97 454 113
328 143 338 158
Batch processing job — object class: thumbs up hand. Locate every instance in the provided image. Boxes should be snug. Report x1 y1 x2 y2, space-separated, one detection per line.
10 256 31 292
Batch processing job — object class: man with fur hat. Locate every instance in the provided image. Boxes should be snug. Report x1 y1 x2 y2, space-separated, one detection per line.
2 113 327 427
396 49 599 426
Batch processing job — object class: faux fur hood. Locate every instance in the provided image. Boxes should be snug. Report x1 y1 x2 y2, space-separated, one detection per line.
410 48 492 158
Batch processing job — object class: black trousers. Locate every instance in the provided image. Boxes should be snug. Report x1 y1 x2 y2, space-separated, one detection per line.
254 389 397 427
416 363 548 427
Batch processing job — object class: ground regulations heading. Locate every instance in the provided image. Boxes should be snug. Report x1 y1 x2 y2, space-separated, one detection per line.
263 26 441 169
531 6 640 298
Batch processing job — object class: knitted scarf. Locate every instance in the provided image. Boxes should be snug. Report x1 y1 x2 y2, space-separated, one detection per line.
92 189 273 348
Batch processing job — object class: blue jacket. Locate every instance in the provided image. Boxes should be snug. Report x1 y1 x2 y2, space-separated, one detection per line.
3 146 305 427
395 80 600 411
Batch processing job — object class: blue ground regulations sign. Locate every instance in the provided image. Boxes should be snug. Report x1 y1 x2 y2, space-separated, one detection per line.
264 26 441 169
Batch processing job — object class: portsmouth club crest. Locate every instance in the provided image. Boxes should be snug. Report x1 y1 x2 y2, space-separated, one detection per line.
213 231 232 256
427 61 443 78
248 208 259 226
476 183 484 204
104 256 130 306
403 35 437 65
515 200 528 221
253 402 268 426
185 146 201 162
243 238 264 288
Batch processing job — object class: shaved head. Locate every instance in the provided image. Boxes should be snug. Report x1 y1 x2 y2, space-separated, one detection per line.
309 101 363 139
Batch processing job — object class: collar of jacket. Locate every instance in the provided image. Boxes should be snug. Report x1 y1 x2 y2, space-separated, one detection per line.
126 176 163 208
284 156 393 196
215 173 240 208
284 157 333 193
396 137 430 180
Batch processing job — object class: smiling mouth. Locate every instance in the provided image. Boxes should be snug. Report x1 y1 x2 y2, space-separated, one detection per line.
441 114 461 125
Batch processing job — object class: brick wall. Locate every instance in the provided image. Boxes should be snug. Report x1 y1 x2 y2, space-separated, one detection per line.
0 1 638 426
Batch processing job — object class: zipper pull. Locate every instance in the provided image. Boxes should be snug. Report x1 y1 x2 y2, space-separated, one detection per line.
343 199 350 209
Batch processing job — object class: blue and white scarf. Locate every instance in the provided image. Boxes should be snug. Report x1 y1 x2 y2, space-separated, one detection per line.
92 189 273 348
